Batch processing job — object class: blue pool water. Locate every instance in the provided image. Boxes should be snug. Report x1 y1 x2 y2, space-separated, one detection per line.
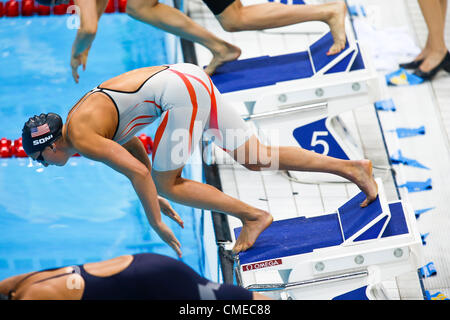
0 13 209 280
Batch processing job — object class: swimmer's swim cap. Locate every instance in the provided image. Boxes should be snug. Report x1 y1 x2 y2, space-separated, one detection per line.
22 113 63 155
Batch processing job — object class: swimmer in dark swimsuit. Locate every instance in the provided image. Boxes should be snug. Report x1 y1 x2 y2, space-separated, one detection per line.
0 253 269 300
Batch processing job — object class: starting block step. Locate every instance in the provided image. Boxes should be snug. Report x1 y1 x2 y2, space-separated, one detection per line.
234 179 409 266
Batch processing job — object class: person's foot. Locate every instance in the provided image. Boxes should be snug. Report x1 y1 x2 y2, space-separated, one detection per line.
414 48 430 63
349 159 378 207
233 210 273 254
416 48 448 73
399 46 435 69
204 42 241 76
325 2 347 55
399 58 423 70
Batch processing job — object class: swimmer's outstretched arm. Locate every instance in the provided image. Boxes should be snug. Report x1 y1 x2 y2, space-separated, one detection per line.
123 137 184 228
72 134 183 257
70 0 108 83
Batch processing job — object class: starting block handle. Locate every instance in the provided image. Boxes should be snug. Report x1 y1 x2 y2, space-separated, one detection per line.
246 270 368 292
243 101 327 121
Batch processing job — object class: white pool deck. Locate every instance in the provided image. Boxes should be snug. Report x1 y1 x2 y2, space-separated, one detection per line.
185 0 450 299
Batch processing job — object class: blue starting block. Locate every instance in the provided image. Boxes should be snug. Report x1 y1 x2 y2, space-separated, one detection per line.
233 179 423 300
212 30 362 94
210 24 381 182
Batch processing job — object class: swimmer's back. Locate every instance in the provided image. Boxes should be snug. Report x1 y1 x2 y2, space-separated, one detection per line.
99 65 168 92
64 66 169 142
80 253 253 300
9 253 253 300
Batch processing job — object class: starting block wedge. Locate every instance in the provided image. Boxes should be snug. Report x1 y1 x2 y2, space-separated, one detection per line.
337 182 391 246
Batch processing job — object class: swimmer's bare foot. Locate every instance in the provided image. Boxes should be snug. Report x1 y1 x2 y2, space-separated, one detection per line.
233 210 273 254
324 2 347 56
204 42 241 76
348 159 378 207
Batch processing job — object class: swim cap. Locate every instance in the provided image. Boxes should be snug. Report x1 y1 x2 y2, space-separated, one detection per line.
22 113 63 156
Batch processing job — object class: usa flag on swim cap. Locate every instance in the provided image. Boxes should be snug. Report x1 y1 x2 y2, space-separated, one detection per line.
31 123 50 138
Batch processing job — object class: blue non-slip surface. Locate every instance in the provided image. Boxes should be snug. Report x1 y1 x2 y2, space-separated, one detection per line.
332 286 369 300
310 31 349 72
354 215 388 242
349 43 365 71
0 14 207 280
211 31 363 94
235 214 343 265
338 192 383 241
382 202 409 237
324 49 355 74
235 200 409 265
211 51 313 93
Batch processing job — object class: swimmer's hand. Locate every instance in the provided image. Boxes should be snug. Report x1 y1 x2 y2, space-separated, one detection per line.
156 222 182 258
70 48 89 83
158 196 184 229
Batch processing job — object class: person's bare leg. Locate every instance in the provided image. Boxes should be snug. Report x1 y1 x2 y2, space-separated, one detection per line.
152 168 273 254
440 0 448 20
231 135 378 207
418 0 448 61
417 0 448 72
126 0 241 75
217 0 347 55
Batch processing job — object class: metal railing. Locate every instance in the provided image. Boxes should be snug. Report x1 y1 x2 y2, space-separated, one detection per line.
245 270 368 292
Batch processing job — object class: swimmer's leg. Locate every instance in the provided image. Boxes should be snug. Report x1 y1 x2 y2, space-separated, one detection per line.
150 67 272 254
126 0 241 75
217 0 347 55
231 135 378 208
152 167 273 254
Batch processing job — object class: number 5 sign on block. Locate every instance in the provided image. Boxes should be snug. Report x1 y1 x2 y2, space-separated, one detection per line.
292 117 351 160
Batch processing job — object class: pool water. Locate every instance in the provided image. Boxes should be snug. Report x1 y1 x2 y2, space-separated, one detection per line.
0 12 209 280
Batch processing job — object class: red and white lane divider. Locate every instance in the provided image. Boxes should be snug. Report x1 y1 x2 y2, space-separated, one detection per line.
0 133 153 158
0 0 127 18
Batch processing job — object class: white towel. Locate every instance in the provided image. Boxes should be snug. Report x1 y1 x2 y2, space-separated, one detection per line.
353 19 421 72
